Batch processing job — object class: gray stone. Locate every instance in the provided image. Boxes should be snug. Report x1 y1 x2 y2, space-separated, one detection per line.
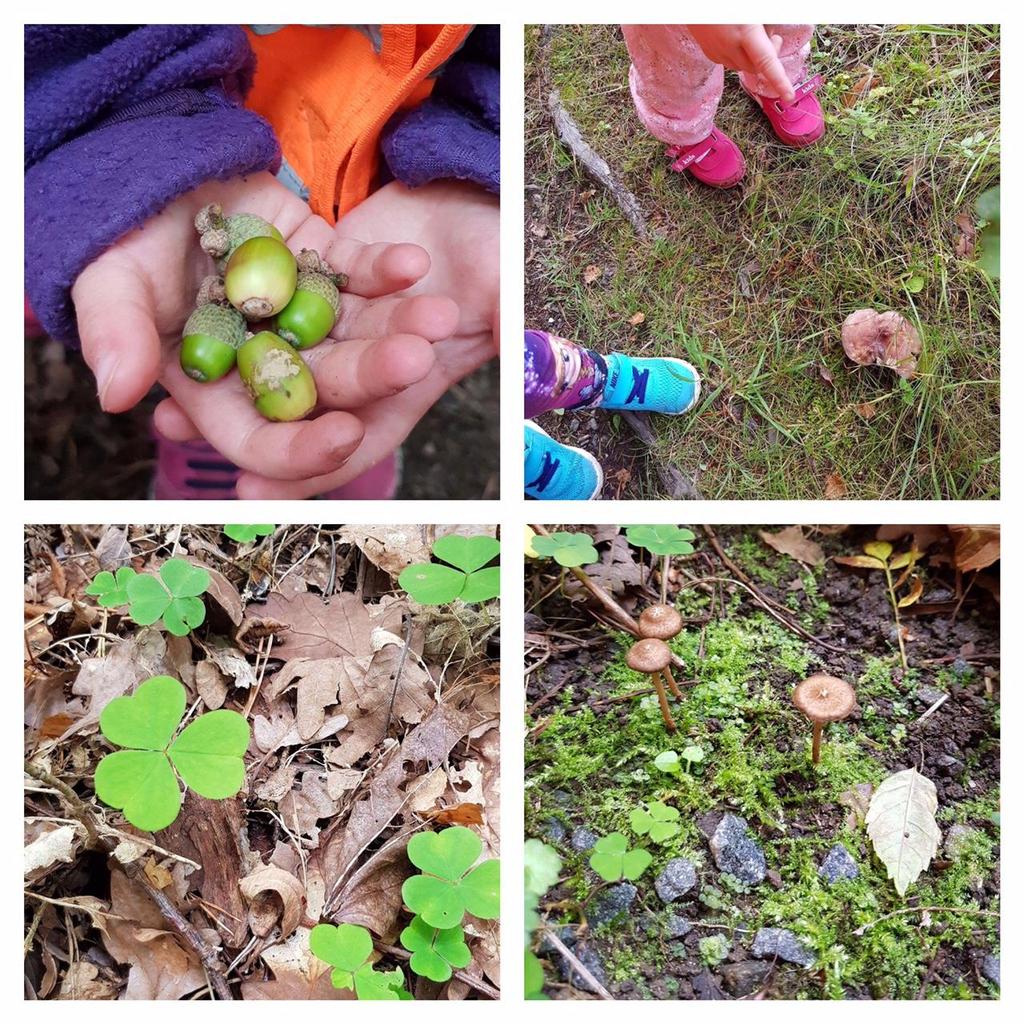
551 789 572 807
944 824 977 859
709 814 766 885
558 941 607 995
916 685 947 706
720 961 772 997
982 954 1000 987
819 844 859 883
655 857 698 902
951 658 972 678
751 927 815 968
588 882 637 927
664 914 694 939
542 818 566 845
570 826 599 852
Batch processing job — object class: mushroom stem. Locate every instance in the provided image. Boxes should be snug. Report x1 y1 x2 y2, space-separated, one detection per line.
811 721 823 764
662 666 683 700
651 673 676 732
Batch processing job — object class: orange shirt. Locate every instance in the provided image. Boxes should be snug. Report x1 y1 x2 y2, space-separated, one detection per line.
245 25 471 223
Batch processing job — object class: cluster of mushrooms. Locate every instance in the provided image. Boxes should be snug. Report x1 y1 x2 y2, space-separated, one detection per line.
625 604 685 732
626 608 857 766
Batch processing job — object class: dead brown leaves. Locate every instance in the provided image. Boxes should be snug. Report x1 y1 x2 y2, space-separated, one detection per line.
758 527 824 566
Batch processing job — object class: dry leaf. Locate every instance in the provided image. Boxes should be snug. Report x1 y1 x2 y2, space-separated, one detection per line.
24 823 79 876
628 312 646 326
824 472 848 500
866 768 940 896
239 864 306 939
583 264 601 284
758 526 824 566
854 402 878 419
419 803 485 827
948 525 1000 572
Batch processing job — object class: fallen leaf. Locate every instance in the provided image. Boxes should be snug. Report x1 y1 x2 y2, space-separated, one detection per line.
241 928 352 1000
948 525 1000 572
628 312 646 326
24 823 79 876
839 782 874 829
824 472 848 499
854 402 878 419
239 864 306 939
195 660 228 710
58 962 118 1000
954 210 977 258
866 768 940 896
419 803 485 827
758 526 824 566
843 66 879 106
583 264 601 284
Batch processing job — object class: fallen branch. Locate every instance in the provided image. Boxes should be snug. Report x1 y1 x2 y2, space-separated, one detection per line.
621 412 704 499
24 761 235 1000
541 927 614 1000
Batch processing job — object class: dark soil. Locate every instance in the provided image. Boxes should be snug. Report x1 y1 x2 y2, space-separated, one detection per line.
526 525 1000 1000
25 338 498 500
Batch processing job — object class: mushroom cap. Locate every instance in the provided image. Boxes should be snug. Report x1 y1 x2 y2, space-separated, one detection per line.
638 604 684 640
792 674 856 723
840 309 922 380
626 638 672 673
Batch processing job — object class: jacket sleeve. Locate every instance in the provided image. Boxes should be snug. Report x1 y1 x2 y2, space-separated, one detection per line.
380 25 500 196
25 25 280 344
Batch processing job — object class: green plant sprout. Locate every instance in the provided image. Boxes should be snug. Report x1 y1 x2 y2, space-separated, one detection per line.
975 185 1000 279
588 832 652 882
310 923 409 1000
699 934 730 967
835 541 923 670
94 675 249 831
681 745 705 772
530 530 598 567
399 915 472 982
624 525 696 556
85 566 137 607
629 800 681 843
401 825 500 928
124 558 211 636
653 750 680 775
524 839 562 1000
398 535 500 605
224 524 275 543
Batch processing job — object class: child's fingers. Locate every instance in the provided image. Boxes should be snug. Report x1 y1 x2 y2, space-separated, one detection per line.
72 259 163 413
335 294 460 344
236 474 321 500
306 334 436 409
324 239 431 297
153 397 201 442
744 30 795 102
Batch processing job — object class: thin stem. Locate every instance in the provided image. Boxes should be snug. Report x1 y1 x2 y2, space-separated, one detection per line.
650 672 676 732
661 666 683 700
811 721 823 764
661 554 669 604
884 566 909 670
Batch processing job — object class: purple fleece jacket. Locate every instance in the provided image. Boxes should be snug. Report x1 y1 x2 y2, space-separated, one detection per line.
25 25 280 344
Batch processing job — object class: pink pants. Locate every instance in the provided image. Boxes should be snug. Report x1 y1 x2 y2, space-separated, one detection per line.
622 25 814 146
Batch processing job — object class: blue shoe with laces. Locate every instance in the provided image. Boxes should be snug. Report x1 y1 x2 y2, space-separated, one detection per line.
600 353 701 414
524 422 602 500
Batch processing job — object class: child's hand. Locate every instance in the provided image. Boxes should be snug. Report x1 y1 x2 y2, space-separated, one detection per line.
72 173 457 482
686 25 795 102
193 179 499 498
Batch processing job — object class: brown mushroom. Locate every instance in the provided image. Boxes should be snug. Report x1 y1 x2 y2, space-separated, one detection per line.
792 674 856 764
638 605 684 699
626 638 676 732
840 309 922 380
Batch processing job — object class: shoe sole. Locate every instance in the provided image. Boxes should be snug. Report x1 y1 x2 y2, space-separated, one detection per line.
524 421 603 500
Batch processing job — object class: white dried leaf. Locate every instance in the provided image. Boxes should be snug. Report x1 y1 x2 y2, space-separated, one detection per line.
866 767 940 895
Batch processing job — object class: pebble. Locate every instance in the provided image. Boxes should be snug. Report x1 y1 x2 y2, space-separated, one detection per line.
981 954 1000 987
916 685 947 706
709 814 766 884
543 819 566 845
663 914 694 939
819 843 860 883
588 882 637 927
570 826 599 852
655 857 698 903
944 824 977 859
720 961 772 997
751 927 815 968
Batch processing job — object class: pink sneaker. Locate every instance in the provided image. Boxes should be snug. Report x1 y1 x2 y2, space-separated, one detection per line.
743 75 825 148
666 127 746 189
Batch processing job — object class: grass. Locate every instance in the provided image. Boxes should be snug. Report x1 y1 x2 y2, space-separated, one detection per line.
525 25 1000 499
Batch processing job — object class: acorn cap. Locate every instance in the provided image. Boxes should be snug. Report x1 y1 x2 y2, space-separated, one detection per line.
792 675 856 723
626 638 672 674
638 604 683 640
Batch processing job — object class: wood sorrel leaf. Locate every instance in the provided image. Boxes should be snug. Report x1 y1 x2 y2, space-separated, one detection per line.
125 573 172 626
99 675 185 750
160 558 211 598
398 563 466 605
459 565 500 604
85 566 137 607
94 750 181 832
431 535 500 574
310 922 373 976
169 709 249 799
224 524 275 543
400 915 471 982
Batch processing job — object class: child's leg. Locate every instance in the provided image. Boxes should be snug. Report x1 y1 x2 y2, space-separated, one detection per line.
738 24 814 96
621 25 724 146
524 329 607 419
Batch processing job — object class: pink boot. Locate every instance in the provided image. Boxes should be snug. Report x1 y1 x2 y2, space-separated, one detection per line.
666 127 746 188
743 75 825 148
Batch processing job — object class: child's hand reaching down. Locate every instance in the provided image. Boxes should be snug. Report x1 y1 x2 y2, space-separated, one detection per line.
155 179 499 499
71 172 460 484
686 25 795 102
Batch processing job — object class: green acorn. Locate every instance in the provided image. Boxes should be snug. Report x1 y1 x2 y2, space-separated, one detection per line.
196 204 283 267
224 236 297 320
180 303 247 382
237 331 317 421
275 271 343 349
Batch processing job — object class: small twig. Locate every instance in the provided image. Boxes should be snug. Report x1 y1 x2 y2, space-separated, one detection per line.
376 943 499 999
381 610 413 742
853 905 999 936
913 692 949 726
540 927 613 1000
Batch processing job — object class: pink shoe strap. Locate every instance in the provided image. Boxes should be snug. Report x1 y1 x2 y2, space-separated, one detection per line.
666 133 717 172
763 75 823 123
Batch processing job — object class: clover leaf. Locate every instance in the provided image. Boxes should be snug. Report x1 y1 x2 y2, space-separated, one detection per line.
310 923 407 1000
94 675 249 831
398 535 500 605
400 915 472 982
85 567 137 608
588 832 652 882
125 557 210 635
530 531 598 567
625 525 696 556
402 825 500 928
629 801 681 843
653 750 681 775
224 524 275 543
526 950 547 1000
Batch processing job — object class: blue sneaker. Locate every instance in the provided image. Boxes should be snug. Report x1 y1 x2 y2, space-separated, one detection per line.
600 353 701 414
524 422 602 500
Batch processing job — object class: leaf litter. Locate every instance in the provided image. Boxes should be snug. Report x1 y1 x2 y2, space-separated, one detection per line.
23 524 500 1000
